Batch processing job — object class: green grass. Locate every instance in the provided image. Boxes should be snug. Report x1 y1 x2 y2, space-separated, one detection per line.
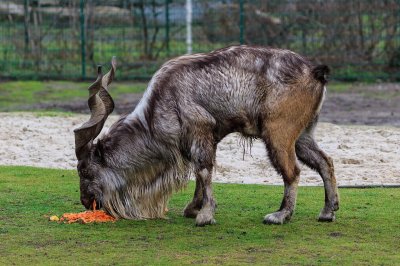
328 82 353 93
0 166 399 265
29 111 77 117
0 81 148 112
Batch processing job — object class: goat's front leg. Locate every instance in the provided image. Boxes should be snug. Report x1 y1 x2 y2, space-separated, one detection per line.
185 134 217 226
194 166 216 226
183 177 204 218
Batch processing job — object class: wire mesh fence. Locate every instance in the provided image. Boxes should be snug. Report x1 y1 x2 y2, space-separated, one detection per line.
0 0 399 81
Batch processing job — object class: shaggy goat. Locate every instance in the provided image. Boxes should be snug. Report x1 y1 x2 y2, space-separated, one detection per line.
74 45 339 226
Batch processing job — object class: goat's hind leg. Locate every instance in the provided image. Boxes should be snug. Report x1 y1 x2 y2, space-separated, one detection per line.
295 132 339 222
263 138 300 225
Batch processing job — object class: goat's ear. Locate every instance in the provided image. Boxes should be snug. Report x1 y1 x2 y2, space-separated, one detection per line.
77 141 92 163
94 140 106 164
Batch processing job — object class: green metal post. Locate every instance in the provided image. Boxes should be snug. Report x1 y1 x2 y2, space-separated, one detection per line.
165 0 170 57
239 0 244 45
80 0 86 79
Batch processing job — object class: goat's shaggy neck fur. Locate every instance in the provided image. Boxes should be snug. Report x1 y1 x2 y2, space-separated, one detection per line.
98 115 191 219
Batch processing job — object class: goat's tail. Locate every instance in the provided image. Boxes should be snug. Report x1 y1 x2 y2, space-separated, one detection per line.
312 65 330 85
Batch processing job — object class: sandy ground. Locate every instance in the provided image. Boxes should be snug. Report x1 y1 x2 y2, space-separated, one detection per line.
0 113 399 186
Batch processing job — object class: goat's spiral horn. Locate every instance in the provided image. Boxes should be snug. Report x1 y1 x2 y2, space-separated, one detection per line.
74 57 117 160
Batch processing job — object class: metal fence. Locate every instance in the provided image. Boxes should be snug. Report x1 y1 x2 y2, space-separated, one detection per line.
0 0 399 81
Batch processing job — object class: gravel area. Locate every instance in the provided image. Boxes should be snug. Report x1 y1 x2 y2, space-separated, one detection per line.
1 113 399 186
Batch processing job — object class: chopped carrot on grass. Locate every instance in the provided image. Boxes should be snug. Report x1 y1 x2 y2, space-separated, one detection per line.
59 201 116 224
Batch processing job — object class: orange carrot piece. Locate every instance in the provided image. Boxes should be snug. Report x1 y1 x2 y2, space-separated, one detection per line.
60 209 116 224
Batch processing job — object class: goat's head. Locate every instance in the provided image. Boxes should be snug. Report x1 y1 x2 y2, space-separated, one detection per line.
74 57 116 210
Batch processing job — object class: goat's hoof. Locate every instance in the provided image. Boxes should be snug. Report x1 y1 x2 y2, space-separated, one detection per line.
318 208 336 222
263 211 291 225
196 218 216 227
195 208 216 226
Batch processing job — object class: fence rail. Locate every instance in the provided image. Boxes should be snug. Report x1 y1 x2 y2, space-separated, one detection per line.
0 0 399 81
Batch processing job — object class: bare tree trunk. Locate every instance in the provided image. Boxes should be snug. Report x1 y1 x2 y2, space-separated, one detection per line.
32 3 42 70
383 0 399 68
149 0 160 58
23 0 31 57
85 0 95 66
139 0 149 58
357 0 364 51
69 0 79 64
128 1 136 59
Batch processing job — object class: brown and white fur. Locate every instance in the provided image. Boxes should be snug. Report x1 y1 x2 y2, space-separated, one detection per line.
75 45 339 226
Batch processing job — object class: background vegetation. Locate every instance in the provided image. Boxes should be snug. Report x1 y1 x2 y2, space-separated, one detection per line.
0 0 399 81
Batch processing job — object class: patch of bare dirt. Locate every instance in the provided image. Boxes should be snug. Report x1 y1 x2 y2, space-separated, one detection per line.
320 83 400 127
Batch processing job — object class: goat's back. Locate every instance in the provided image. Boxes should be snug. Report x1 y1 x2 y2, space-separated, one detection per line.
150 46 325 137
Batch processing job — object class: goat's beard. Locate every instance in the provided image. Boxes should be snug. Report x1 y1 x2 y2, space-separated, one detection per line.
99 158 191 219
102 186 170 219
